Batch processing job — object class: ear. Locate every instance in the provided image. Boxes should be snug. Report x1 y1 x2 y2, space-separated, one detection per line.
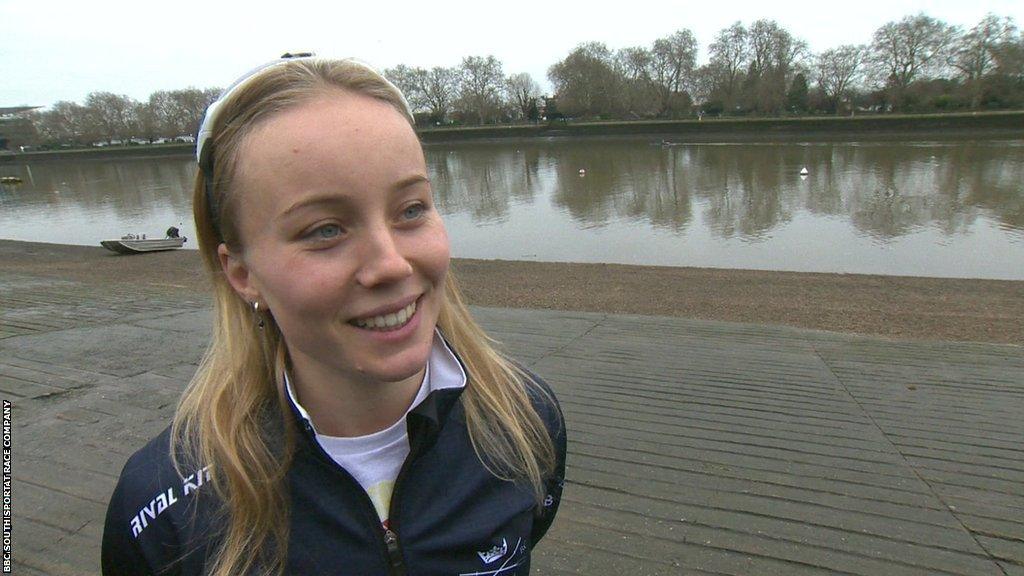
218 243 261 304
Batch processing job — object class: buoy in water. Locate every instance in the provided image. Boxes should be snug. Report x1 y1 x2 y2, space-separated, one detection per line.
799 167 809 176
578 169 586 176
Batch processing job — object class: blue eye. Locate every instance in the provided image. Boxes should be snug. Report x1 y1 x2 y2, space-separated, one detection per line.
312 224 342 240
402 204 425 220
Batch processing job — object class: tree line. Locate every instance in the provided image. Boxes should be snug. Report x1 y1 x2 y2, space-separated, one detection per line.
29 88 220 147
387 12 1022 123
24 11 1024 147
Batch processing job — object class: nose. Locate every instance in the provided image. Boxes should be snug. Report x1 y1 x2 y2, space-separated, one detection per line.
354 225 413 288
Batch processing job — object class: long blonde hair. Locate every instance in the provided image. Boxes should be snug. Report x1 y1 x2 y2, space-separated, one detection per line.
171 58 556 576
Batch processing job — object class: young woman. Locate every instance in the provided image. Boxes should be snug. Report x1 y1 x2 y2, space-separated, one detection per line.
101 56 566 576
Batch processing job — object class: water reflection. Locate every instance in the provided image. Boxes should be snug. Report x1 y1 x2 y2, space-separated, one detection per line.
426 139 1023 244
546 143 693 232
14 159 193 213
429 145 538 224
826 142 1023 239
0 156 197 246
1 139 1022 279
688 145 798 240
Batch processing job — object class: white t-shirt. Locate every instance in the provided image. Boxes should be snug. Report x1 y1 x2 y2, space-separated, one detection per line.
284 330 467 526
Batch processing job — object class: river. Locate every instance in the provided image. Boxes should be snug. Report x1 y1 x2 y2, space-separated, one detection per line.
1 136 1022 280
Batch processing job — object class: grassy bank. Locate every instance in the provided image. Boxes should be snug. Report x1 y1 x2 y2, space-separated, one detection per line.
3 110 1022 163
0 142 194 162
417 110 1024 143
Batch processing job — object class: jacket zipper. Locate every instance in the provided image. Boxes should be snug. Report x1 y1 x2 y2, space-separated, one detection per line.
382 527 404 574
379 417 430 576
298 419 409 575
299 415 432 576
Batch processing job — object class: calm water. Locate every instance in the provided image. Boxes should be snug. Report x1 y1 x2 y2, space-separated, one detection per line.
1 137 1022 280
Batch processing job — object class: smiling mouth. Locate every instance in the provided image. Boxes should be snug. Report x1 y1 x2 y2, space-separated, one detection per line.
350 299 418 331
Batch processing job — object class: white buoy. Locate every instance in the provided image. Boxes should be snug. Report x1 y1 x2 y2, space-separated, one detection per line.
799 167 809 176
579 169 586 176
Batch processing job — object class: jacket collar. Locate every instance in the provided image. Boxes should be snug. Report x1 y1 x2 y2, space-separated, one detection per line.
282 329 468 445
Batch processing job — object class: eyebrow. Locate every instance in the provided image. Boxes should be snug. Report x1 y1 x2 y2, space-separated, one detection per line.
393 174 431 191
279 174 431 219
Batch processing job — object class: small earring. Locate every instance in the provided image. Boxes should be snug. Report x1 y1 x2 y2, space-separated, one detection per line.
252 300 265 329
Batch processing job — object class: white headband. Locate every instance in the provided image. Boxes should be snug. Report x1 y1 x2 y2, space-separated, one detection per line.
195 54 414 165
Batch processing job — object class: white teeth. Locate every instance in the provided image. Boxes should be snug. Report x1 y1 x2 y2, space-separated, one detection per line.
354 300 417 331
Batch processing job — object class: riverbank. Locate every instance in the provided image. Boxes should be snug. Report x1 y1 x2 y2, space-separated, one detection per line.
2 239 1020 345
3 111 1022 162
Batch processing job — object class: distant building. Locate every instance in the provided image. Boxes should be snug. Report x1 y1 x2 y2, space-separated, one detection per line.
0 106 41 151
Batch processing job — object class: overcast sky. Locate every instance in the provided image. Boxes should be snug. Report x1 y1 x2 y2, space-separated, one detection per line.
3 0 1023 109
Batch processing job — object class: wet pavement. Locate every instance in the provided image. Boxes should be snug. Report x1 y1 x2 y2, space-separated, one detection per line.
2 248 1023 575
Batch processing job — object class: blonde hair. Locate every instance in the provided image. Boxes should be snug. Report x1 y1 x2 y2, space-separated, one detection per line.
171 58 556 576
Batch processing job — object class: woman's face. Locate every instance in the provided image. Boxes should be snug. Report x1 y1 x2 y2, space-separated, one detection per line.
220 90 450 388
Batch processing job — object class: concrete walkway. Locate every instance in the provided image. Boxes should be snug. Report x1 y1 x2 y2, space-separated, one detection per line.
2 270 1023 575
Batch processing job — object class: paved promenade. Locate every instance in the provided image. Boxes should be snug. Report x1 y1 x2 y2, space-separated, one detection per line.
2 262 1023 574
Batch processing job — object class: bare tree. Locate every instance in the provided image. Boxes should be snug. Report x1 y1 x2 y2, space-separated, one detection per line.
706 22 749 113
615 46 658 117
648 29 699 117
616 46 650 81
146 88 219 137
870 13 957 110
748 20 775 77
745 19 808 113
146 91 179 138
993 31 1024 80
457 55 506 124
816 45 866 113
420 67 460 123
84 92 139 143
384 64 427 112
505 72 541 121
135 100 160 143
949 14 1018 107
187 88 221 136
34 101 90 144
385 65 459 123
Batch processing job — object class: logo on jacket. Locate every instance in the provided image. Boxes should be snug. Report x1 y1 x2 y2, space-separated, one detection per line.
477 538 507 564
129 466 211 538
462 538 525 576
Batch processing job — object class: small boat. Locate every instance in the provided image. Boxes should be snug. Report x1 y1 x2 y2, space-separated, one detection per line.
0 176 22 185
101 234 187 254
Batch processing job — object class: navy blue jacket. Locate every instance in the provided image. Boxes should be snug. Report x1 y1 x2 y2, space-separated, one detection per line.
101 373 566 575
